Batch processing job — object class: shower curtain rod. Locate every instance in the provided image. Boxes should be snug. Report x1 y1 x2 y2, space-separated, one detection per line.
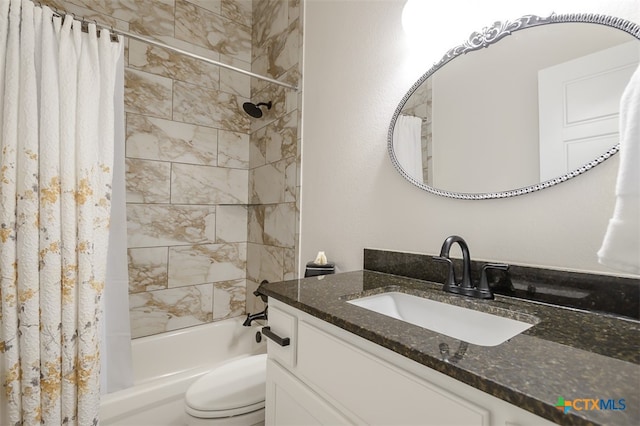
52 10 299 91
116 28 299 91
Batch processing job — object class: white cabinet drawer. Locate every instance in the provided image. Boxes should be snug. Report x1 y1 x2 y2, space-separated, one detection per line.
297 320 490 426
265 305 296 368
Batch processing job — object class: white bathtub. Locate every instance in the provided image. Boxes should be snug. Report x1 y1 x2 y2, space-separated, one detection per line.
100 317 266 426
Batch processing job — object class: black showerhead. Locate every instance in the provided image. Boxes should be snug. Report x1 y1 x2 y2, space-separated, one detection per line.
242 101 272 118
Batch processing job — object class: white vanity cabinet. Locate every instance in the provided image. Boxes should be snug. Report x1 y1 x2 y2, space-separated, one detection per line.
265 299 556 426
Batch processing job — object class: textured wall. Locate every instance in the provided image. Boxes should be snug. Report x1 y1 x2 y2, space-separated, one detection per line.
42 0 301 337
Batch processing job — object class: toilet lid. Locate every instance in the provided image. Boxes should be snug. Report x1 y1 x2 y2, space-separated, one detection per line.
185 354 267 416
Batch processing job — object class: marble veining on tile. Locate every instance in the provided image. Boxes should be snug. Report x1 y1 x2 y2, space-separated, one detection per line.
249 126 268 168
262 111 297 163
283 247 296 281
284 156 296 202
288 0 301 26
171 163 248 205
221 0 252 28
127 204 216 248
184 0 221 15
263 203 296 248
249 53 271 95
168 243 247 287
219 54 251 98
253 0 288 51
213 279 247 320
175 0 251 63
286 89 299 116
250 162 285 204
251 62 301 100
284 66 303 99
128 39 221 89
154 34 223 64
61 0 174 36
247 243 284 284
247 205 265 245
253 20 300 82
124 69 172 119
173 81 250 133
129 283 213 338
216 205 248 243
128 247 169 293
271 20 301 79
116 0 175 37
126 114 218 166
125 158 171 203
218 130 250 168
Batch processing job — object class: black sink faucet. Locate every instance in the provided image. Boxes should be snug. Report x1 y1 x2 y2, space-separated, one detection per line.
433 235 508 300
435 235 473 291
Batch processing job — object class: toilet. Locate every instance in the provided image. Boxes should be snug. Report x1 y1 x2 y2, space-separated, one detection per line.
185 354 267 426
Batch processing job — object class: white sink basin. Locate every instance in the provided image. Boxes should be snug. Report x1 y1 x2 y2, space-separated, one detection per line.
347 291 535 347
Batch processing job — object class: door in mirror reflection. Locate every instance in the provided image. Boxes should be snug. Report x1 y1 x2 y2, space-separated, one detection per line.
538 41 637 181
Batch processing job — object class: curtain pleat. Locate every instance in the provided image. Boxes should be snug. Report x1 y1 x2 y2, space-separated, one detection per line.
17 2 43 425
0 0 123 424
1 0 23 419
39 5 62 425
101 47 133 394
58 14 81 424
393 115 424 183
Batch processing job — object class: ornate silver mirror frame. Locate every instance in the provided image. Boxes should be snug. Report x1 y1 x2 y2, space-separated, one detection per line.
388 13 640 200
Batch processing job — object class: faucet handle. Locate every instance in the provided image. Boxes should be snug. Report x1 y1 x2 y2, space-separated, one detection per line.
478 263 510 293
432 256 457 289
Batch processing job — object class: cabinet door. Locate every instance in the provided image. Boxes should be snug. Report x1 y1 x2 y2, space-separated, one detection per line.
265 359 351 426
297 321 489 426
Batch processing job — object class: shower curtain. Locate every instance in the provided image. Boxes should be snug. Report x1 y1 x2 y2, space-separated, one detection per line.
393 115 424 183
101 50 134 394
0 0 123 424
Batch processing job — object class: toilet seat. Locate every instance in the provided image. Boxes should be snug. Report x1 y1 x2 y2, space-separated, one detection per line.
186 401 264 419
185 354 267 419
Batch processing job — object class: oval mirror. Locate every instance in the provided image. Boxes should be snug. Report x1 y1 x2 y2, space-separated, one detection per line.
389 13 640 199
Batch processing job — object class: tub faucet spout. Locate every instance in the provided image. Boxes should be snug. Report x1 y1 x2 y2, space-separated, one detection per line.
243 307 268 326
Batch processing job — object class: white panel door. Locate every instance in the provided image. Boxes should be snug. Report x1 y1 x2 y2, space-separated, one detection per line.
538 41 639 181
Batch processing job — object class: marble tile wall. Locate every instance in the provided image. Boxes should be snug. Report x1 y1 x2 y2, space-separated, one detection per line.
42 0 302 338
246 0 303 316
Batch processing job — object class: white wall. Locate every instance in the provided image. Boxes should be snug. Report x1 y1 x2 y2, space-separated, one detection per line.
300 0 640 276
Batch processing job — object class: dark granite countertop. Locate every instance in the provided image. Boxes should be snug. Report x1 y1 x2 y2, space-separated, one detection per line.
259 270 640 426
